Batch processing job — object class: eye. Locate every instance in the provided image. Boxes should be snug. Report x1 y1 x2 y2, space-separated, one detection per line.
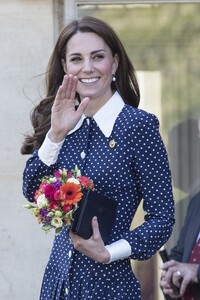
70 56 82 63
93 54 104 61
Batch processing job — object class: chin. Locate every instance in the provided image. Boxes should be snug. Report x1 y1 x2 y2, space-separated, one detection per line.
79 92 98 99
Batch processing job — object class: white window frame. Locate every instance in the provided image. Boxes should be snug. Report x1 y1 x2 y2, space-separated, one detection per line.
64 0 200 22
61 2 200 299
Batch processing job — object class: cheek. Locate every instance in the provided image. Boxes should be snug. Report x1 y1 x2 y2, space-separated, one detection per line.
102 62 115 76
65 63 80 75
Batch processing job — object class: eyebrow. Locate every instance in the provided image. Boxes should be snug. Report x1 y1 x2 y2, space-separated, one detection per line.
68 49 106 57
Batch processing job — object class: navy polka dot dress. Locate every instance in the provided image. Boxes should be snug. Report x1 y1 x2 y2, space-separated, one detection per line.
22 104 175 300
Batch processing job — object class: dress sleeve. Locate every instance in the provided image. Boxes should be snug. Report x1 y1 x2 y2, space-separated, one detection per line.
22 131 66 202
122 112 175 260
38 133 64 166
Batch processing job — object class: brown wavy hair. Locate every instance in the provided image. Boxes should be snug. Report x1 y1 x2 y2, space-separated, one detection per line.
21 16 140 155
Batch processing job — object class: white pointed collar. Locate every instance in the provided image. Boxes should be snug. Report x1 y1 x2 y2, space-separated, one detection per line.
67 91 125 137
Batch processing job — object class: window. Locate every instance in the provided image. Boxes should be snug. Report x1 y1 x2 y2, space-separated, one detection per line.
63 2 200 298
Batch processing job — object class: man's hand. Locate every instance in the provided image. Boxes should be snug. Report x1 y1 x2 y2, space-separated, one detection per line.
160 260 199 297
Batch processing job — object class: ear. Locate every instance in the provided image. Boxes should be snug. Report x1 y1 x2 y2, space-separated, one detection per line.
112 53 119 74
61 59 67 73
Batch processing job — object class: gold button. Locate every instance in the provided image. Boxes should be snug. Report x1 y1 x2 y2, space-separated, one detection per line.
109 139 116 148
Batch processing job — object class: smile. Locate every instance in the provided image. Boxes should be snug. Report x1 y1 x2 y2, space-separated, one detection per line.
80 77 99 84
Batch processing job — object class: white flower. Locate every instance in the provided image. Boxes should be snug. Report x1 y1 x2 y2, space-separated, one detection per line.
37 194 49 208
51 217 63 228
48 177 57 183
67 178 80 185
55 210 62 217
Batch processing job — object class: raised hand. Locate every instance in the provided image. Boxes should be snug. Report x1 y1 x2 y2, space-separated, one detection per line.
49 74 90 142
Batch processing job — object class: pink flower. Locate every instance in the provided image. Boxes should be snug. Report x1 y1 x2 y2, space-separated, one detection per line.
44 185 56 201
49 200 60 210
40 181 49 190
54 170 61 179
79 176 94 189
63 204 73 213
54 190 65 201
24 166 95 234
67 171 73 179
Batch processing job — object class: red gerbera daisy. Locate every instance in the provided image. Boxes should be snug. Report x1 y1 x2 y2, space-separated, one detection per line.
60 182 83 205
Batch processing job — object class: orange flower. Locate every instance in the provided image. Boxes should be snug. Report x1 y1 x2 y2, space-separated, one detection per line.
60 182 83 205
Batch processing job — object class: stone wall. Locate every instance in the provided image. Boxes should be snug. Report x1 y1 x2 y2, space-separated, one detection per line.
0 1 55 299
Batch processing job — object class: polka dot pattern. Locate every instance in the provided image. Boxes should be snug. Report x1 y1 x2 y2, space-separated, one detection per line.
22 105 175 299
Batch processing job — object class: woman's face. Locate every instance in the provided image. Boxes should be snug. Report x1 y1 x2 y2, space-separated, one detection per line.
62 31 118 103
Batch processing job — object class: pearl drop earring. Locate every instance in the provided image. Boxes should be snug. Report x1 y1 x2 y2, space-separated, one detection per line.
112 74 116 82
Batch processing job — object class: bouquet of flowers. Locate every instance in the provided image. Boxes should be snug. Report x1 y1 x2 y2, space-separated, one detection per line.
23 165 94 234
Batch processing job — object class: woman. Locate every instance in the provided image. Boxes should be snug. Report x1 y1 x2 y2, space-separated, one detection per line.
22 16 175 300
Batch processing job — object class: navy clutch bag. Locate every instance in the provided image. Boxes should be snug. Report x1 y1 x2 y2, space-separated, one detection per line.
71 190 117 244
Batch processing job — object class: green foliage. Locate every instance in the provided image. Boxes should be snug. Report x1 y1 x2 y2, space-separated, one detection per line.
79 3 200 132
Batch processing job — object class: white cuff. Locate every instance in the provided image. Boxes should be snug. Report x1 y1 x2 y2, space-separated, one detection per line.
105 239 131 264
38 133 64 166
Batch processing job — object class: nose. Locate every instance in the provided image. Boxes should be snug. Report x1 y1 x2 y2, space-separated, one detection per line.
82 58 93 73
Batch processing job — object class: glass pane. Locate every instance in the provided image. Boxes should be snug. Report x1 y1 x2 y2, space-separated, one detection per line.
77 4 200 300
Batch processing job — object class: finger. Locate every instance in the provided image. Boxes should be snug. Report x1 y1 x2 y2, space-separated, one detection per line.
53 88 69 112
172 270 182 286
54 85 64 104
165 265 182 283
179 277 190 296
77 97 90 114
91 216 101 240
53 76 77 111
160 278 171 289
161 260 177 270
62 74 78 100
67 75 78 100
160 269 167 277
163 287 177 297
165 268 176 283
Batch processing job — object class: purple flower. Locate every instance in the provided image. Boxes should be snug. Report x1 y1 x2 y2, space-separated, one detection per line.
40 208 52 224
53 180 62 190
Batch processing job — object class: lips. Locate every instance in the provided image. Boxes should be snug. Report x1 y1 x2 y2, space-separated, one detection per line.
79 77 99 83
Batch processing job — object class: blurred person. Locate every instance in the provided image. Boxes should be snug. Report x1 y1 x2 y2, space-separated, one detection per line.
160 191 200 299
160 117 200 300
